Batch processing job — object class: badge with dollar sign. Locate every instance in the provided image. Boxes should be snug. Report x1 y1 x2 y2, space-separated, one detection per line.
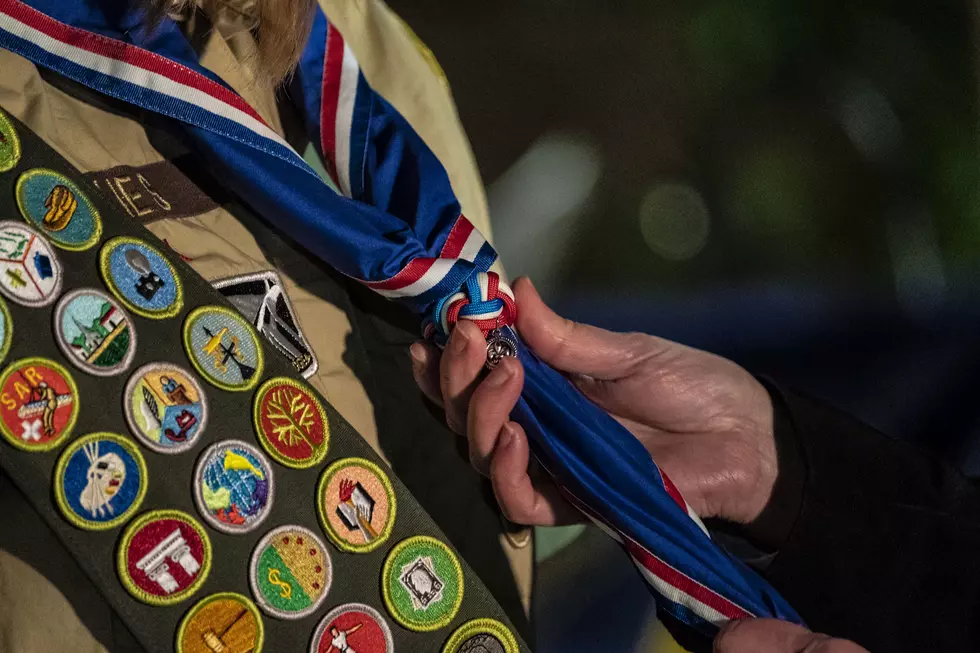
249 525 331 620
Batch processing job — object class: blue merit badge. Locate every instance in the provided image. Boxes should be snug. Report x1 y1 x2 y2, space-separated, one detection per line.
16 168 102 251
100 237 183 319
194 440 274 534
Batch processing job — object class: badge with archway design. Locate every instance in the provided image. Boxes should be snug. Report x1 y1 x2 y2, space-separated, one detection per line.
117 509 212 606
249 524 332 620
0 110 22 172
252 377 329 469
0 357 79 452
382 536 464 632
184 306 264 392
0 221 63 307
310 603 394 653
441 619 520 653
317 457 395 553
16 168 102 251
194 440 274 534
123 362 208 454
99 236 183 319
176 592 264 653
54 288 137 377
54 432 148 531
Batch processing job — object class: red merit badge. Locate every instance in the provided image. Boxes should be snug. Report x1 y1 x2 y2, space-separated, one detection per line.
0 357 79 452
310 603 393 653
252 377 329 469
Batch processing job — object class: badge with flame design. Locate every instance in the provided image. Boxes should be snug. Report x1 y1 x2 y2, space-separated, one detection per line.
317 458 396 554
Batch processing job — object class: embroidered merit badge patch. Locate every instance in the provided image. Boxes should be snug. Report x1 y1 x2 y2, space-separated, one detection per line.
382 536 464 632
54 432 148 531
184 306 263 392
194 440 274 534
0 221 63 307
0 109 22 172
441 619 519 653
16 168 102 251
0 297 10 364
249 525 332 620
214 272 318 379
0 357 78 452
100 236 183 319
310 603 394 653
124 363 208 454
317 458 395 553
55 288 137 377
253 377 329 469
177 592 264 653
118 509 212 606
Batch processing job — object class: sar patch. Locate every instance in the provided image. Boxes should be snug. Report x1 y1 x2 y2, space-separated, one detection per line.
99 236 183 319
316 457 395 553
441 619 519 653
0 109 22 172
54 432 148 531
0 220 63 307
183 305 264 392
310 603 394 653
54 288 137 377
0 357 79 452
123 362 208 454
118 509 211 606
253 377 329 469
176 592 264 653
194 440 274 534
213 271 318 379
249 524 332 620
16 168 102 251
382 536 464 632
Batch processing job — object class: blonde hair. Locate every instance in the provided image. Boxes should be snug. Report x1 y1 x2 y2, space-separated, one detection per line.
149 0 318 86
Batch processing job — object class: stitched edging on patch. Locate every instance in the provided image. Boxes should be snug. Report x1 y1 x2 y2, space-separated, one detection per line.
316 457 396 553
382 535 465 632
16 168 103 251
176 592 265 653
0 356 79 452
309 603 394 653
0 220 64 308
248 524 332 620
98 236 184 319
0 109 23 173
54 287 138 377
0 296 12 364
183 305 264 392
54 431 148 531
117 509 212 606
193 439 275 534
252 376 330 469
123 362 209 454
441 618 519 653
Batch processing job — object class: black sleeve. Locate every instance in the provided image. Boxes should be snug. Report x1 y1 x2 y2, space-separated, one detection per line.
750 384 980 653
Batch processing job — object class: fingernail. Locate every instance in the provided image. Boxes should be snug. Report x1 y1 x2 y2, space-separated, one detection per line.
450 326 470 355
500 422 518 449
486 360 515 387
410 342 427 367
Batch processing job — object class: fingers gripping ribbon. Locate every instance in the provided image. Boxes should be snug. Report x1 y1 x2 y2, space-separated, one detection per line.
427 272 518 369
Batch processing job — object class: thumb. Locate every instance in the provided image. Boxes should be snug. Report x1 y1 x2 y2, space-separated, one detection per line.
714 619 870 653
512 277 654 379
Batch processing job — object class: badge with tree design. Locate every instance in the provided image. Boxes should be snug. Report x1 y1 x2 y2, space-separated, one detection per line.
252 377 329 469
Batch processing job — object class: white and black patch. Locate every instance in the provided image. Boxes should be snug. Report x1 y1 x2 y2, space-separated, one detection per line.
212 271 318 379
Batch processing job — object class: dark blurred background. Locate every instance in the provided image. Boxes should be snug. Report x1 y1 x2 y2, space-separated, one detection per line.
388 1 980 650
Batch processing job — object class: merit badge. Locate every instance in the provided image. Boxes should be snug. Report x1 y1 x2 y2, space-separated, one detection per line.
249 525 332 620
253 377 329 469
54 432 148 531
194 440 274 534
0 297 10 364
0 357 78 452
0 109 22 172
310 603 394 653
441 619 519 653
177 592 264 653
382 536 464 632
317 457 395 553
124 363 208 454
100 236 183 319
0 221 62 307
54 288 137 377
184 305 264 392
214 271 318 379
118 509 212 606
16 168 102 251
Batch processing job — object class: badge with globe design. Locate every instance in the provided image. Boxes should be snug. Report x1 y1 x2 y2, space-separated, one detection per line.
194 440 274 534
382 536 464 632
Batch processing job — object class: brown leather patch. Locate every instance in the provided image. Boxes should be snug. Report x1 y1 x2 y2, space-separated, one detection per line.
86 160 220 223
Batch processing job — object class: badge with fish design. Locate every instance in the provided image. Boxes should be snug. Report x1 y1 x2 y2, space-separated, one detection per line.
249 525 332 620
194 440 274 534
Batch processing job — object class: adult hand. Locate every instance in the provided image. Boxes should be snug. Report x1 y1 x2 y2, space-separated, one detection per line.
410 277 778 527
714 619 870 652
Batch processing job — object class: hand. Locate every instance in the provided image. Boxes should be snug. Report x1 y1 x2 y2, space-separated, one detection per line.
715 619 870 652
410 277 779 526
